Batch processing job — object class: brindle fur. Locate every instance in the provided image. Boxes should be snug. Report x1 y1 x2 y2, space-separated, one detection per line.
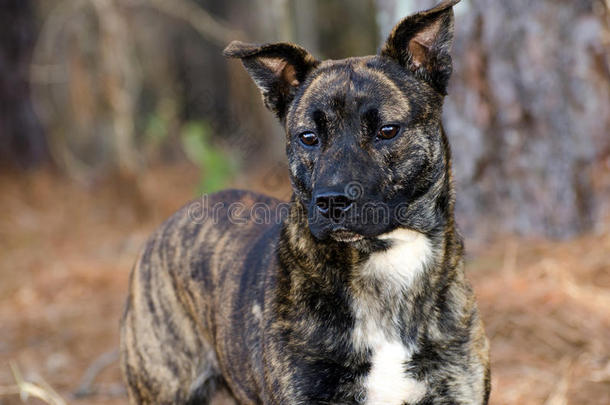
120 1 490 403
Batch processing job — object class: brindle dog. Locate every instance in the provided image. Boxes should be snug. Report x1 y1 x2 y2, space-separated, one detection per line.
120 1 490 403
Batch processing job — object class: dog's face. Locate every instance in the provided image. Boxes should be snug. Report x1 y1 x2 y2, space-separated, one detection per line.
225 0 459 242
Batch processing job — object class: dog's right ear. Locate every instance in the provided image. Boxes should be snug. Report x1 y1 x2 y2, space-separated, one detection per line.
224 41 320 121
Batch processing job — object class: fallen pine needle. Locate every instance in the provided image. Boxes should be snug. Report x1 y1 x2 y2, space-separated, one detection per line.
0 361 68 405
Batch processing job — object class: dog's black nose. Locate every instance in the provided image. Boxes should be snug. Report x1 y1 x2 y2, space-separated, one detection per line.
314 191 354 221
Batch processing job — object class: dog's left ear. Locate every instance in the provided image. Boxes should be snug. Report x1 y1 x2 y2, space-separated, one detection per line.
224 41 320 120
381 0 460 95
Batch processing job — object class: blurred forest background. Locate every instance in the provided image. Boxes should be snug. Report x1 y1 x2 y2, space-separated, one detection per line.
1 0 609 404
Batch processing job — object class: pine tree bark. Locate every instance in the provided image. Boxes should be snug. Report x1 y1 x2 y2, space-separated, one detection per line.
0 0 47 169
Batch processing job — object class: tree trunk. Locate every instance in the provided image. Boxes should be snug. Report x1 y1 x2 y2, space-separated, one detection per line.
0 0 47 169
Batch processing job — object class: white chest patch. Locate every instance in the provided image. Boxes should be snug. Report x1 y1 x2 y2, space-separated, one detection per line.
361 228 433 291
364 340 427 405
352 228 433 405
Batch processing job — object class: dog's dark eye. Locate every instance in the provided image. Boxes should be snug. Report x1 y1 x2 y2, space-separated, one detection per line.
377 125 400 140
299 132 319 146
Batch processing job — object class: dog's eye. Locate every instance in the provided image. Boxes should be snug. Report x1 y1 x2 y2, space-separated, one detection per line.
377 125 400 140
299 132 319 146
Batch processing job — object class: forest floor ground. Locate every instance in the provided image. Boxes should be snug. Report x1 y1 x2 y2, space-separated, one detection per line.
1 164 609 405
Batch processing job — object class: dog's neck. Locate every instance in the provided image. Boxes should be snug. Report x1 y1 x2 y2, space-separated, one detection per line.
277 196 458 291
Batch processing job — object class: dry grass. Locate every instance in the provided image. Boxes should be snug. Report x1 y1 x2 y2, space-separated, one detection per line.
470 233 610 404
0 362 67 405
0 165 608 404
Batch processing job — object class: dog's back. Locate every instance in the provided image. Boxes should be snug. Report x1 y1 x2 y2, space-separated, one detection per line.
121 190 282 404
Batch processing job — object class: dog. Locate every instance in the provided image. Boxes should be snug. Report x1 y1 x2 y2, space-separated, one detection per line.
120 0 490 403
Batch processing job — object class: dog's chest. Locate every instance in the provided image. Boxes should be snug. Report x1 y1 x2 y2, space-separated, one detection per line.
351 229 432 405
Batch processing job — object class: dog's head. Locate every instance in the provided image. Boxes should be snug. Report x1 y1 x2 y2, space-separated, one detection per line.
225 0 459 242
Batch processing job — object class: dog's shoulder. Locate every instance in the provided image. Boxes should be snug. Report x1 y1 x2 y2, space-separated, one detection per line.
131 187 286 275
162 188 285 233
136 189 285 274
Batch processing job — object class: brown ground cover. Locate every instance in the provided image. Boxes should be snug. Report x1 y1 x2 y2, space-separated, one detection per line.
0 166 608 405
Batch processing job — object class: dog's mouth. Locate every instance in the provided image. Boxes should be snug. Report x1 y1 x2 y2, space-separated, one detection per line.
329 229 364 243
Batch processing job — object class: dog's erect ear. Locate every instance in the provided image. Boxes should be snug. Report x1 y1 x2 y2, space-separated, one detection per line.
223 41 320 120
381 0 460 95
